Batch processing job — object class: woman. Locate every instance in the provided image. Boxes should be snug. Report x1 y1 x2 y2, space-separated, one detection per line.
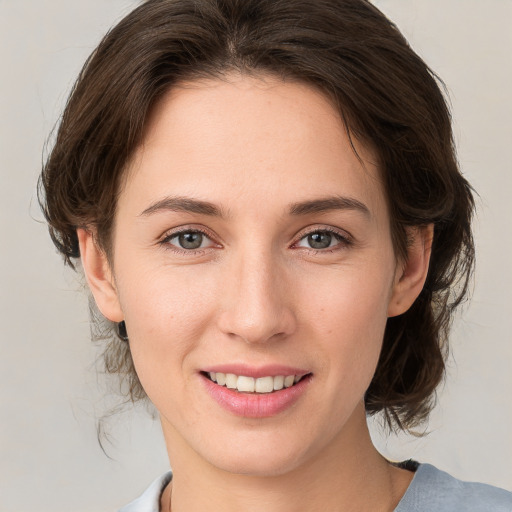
39 0 512 510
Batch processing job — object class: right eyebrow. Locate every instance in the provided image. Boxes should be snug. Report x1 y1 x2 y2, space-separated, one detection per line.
139 196 227 218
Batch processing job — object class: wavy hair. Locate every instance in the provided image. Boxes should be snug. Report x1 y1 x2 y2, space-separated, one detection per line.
39 0 475 431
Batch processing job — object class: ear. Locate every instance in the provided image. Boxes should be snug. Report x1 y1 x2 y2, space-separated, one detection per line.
387 224 434 318
77 228 124 323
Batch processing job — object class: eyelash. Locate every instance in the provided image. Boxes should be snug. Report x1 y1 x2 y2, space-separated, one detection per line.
160 227 218 256
294 227 353 254
160 226 353 256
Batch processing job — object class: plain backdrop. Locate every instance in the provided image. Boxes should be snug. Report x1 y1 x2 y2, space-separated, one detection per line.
1 1 511 510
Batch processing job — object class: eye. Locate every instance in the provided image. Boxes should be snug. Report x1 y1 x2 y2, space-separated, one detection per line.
295 229 350 251
163 229 215 251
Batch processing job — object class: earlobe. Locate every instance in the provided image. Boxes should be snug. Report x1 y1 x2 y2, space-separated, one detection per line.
77 228 124 323
387 224 434 318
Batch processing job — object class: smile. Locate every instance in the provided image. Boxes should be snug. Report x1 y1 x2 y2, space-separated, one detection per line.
206 372 305 394
201 369 312 418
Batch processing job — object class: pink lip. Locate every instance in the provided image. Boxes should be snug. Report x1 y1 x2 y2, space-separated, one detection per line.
200 372 312 418
201 364 310 379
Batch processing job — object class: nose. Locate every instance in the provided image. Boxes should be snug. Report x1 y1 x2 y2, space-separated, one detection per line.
216 247 297 345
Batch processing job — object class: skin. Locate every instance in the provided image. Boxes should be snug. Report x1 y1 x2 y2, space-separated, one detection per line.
79 74 432 511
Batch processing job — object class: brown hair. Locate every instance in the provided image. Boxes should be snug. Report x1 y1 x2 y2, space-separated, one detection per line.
39 0 475 431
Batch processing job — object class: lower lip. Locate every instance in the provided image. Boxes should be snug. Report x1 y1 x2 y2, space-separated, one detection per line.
201 374 312 418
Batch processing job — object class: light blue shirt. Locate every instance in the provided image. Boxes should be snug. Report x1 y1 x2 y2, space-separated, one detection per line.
119 463 512 511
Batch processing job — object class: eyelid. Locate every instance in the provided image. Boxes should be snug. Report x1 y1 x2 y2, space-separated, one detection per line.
160 225 221 253
292 225 354 251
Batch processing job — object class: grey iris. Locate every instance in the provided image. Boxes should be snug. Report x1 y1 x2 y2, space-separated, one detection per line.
179 232 203 249
308 232 332 249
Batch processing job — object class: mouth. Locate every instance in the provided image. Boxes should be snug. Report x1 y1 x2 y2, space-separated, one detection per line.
201 371 311 394
200 368 313 418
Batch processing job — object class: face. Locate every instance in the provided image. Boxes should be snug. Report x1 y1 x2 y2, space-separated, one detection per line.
83 74 424 477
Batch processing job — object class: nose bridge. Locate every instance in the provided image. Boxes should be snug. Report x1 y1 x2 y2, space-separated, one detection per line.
217 241 296 344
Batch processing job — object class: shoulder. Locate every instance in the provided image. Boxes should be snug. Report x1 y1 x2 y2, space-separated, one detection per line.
118 471 172 512
396 463 512 512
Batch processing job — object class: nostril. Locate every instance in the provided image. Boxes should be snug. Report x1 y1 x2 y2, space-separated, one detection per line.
215 286 297 344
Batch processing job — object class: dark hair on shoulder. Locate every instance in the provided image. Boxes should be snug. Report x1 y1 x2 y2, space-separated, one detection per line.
39 0 475 431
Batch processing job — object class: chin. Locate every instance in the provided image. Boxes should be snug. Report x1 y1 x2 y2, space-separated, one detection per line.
198 430 316 478
212 452 304 477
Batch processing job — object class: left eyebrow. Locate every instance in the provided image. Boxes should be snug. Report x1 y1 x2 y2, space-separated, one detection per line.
288 196 371 218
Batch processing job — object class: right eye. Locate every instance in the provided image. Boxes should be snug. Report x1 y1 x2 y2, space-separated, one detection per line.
163 229 216 252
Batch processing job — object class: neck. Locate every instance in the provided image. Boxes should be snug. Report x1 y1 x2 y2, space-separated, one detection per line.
160 408 413 512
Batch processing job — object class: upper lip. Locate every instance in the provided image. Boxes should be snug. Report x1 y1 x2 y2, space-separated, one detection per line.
200 364 310 379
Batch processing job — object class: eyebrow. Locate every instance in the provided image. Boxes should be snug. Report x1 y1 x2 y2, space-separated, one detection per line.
139 196 227 218
288 196 371 217
139 195 370 219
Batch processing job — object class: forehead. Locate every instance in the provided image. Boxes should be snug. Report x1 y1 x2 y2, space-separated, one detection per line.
123 73 387 221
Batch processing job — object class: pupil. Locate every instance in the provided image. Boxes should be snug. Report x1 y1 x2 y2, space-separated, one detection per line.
308 232 332 249
179 232 203 249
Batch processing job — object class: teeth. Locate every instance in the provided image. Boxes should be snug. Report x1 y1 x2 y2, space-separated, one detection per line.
284 375 295 388
255 376 274 393
273 375 284 391
225 373 237 389
207 372 304 393
237 376 255 392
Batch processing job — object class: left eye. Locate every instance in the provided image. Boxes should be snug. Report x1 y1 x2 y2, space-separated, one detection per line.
296 231 345 250
166 230 213 250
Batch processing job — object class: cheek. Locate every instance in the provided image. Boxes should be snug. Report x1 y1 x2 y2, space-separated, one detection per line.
303 259 393 336
300 260 394 384
113 264 219 392
117 259 217 327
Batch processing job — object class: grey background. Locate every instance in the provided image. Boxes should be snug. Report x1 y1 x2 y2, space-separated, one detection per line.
1 1 511 510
